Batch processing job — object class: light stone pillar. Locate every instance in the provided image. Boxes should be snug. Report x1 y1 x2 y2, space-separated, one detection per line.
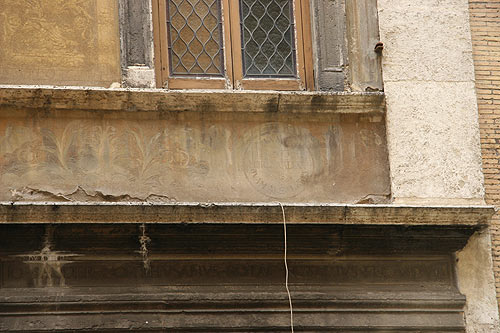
456 231 500 332
377 0 484 205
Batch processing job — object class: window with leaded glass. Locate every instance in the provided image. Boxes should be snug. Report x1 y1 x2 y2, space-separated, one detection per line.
153 0 313 90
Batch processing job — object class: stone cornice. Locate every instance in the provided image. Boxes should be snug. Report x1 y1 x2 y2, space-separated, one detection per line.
0 202 494 226
0 86 385 114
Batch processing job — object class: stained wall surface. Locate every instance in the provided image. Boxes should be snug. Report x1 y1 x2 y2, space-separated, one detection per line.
0 103 390 204
377 0 485 204
0 0 121 87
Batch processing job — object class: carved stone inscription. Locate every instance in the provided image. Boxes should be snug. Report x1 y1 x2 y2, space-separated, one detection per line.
1 258 452 288
0 110 390 203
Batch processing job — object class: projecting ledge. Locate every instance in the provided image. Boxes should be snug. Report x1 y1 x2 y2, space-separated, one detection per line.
0 202 495 225
0 85 385 114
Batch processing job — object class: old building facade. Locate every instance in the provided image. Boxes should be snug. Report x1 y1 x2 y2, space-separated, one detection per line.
0 0 499 332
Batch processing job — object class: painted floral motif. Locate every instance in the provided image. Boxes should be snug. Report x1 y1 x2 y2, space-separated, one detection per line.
0 0 95 66
0 120 212 200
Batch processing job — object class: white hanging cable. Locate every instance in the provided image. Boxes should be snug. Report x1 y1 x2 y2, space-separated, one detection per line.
279 202 294 333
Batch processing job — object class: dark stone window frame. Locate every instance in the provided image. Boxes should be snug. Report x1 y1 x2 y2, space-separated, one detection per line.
118 0 156 88
118 0 383 92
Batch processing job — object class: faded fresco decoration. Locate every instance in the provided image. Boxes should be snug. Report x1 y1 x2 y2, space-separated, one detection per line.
0 109 390 203
0 0 120 86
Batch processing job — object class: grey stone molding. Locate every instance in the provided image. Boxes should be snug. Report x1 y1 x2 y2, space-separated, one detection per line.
0 86 385 114
0 287 466 332
0 223 476 332
0 202 494 226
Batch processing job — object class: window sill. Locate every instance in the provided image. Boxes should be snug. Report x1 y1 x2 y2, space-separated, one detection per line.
0 85 385 114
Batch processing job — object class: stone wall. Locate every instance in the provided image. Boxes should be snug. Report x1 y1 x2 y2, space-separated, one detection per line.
0 1 498 331
377 0 484 205
377 0 499 331
469 0 500 313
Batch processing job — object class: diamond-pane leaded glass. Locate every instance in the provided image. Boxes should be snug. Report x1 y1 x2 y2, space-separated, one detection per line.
239 0 297 78
166 0 224 76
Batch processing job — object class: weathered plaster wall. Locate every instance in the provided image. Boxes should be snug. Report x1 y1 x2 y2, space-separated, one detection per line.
456 230 500 332
0 91 390 204
377 0 485 204
0 0 121 87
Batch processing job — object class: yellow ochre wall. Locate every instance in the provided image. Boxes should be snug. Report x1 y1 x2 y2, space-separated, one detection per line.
0 0 121 87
